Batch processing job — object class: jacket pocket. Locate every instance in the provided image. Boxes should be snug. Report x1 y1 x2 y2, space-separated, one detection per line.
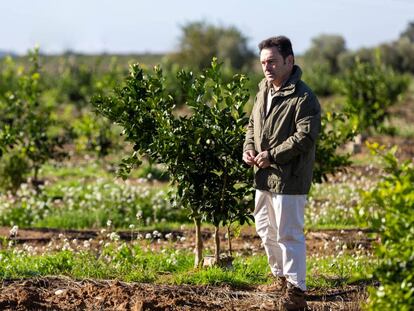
270 163 292 180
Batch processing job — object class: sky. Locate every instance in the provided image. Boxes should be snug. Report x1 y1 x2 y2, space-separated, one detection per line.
1 0 413 56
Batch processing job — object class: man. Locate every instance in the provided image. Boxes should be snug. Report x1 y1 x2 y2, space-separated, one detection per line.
243 36 321 310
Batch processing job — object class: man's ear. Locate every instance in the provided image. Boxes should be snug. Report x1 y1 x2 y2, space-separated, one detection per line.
286 55 294 66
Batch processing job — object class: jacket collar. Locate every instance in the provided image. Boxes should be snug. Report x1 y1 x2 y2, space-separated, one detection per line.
258 65 302 97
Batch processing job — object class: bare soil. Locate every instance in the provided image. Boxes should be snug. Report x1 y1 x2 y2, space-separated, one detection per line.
0 277 369 311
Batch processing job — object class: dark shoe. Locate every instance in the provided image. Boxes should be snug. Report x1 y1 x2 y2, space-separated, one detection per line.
280 283 307 311
258 276 287 293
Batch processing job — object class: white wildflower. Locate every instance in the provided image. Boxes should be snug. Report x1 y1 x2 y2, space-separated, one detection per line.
109 232 120 241
9 225 19 237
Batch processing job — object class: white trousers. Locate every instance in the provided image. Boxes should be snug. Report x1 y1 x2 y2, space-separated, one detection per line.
254 190 307 291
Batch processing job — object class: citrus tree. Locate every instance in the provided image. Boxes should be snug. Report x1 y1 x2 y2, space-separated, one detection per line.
339 55 409 134
93 59 253 266
0 49 68 191
0 56 21 157
357 144 414 310
314 111 357 182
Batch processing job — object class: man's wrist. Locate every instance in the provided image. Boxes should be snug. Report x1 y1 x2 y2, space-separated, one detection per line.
267 149 274 163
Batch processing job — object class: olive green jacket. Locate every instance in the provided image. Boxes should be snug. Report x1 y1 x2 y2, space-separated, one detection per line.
243 65 321 194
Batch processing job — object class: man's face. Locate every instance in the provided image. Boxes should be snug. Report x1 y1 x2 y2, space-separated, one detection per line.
260 47 293 86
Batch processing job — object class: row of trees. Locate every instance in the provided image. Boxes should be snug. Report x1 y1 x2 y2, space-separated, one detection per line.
302 22 414 96
0 25 409 196
0 50 132 191
0 22 410 178
167 20 414 75
3 20 412 108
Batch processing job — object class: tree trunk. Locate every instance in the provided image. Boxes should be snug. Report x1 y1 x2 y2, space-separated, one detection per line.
194 217 203 268
227 225 232 257
214 225 220 264
33 166 40 193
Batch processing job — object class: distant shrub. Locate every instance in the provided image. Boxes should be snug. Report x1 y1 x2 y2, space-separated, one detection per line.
339 56 409 134
302 62 336 96
0 49 69 190
314 111 357 183
0 152 30 192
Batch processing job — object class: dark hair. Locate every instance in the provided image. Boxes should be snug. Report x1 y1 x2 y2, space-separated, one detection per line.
258 36 294 60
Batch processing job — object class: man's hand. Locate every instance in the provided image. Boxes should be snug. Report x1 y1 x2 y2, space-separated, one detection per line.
243 150 257 166
254 150 271 168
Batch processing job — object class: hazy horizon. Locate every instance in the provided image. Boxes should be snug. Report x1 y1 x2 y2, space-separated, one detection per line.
1 0 413 56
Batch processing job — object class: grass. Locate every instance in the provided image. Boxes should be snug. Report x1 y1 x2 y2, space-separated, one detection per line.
0 176 189 229
170 255 268 287
33 209 116 229
307 253 377 289
0 240 375 290
40 159 111 180
306 180 372 230
40 156 169 185
350 152 382 167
